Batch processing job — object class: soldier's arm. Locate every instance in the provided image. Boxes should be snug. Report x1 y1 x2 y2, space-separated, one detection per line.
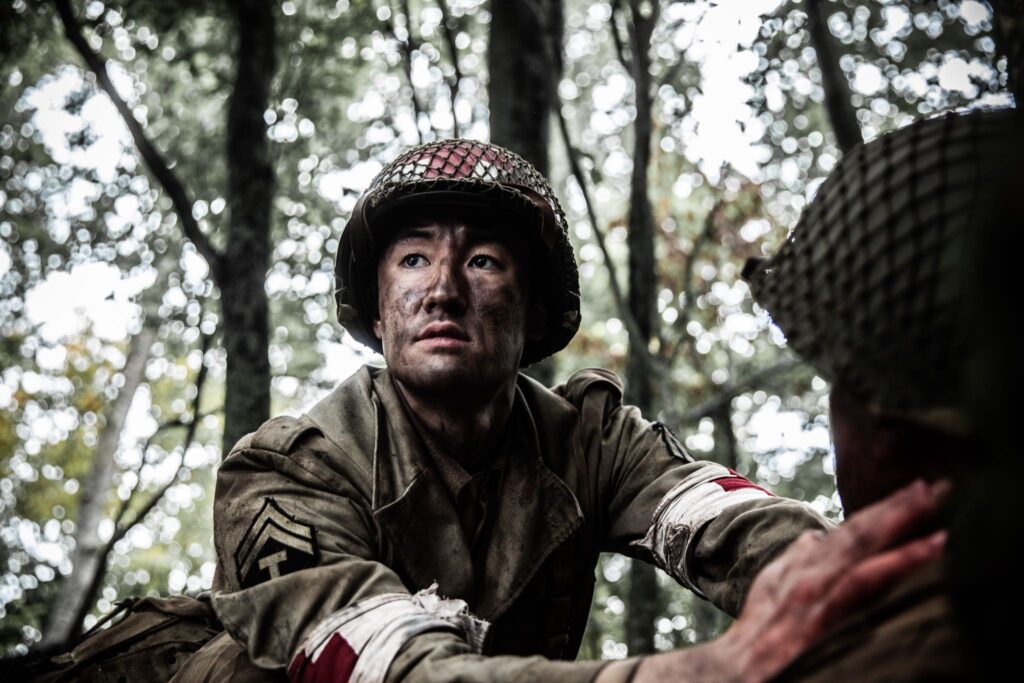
210 420 608 683
211 424 403 671
560 369 833 615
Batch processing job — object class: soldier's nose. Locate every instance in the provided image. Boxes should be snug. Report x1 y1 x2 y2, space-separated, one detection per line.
422 259 466 312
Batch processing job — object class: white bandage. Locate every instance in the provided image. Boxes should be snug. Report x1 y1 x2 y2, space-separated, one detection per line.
290 584 490 683
634 464 772 595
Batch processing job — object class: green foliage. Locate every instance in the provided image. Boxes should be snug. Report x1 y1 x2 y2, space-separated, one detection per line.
749 0 1006 224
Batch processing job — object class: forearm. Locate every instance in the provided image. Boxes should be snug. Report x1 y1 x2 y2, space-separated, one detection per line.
386 632 607 683
595 648 736 683
283 583 606 683
687 496 834 614
592 630 769 683
590 390 831 616
621 460 832 615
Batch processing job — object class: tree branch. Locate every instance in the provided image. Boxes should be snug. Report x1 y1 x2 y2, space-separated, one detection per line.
620 0 661 423
610 0 633 74
81 331 212 631
804 0 860 153
54 0 223 278
118 331 211 538
108 407 212 530
554 110 653 356
436 0 463 137
678 358 804 424
666 199 721 365
546 0 660 375
384 0 427 143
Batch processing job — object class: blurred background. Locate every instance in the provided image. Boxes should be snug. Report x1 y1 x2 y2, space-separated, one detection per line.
0 0 1015 660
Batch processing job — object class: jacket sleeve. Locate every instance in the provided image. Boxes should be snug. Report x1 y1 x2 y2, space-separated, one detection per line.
210 418 608 683
562 369 833 617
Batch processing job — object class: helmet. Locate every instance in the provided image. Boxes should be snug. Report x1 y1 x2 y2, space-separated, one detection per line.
744 108 1019 421
334 139 581 366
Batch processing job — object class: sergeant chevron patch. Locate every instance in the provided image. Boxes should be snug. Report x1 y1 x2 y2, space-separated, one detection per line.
235 497 319 588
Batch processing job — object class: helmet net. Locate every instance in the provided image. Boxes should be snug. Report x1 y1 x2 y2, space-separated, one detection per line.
747 109 1016 412
365 139 566 216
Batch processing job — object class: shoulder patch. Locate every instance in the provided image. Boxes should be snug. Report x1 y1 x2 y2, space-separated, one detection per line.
250 415 320 453
234 497 319 589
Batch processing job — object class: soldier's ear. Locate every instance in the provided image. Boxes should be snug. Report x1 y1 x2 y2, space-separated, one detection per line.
373 318 383 340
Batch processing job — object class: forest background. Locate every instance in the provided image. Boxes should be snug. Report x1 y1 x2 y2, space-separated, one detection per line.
0 0 1016 660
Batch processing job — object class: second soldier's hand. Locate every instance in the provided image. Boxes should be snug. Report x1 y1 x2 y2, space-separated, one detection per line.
596 479 949 683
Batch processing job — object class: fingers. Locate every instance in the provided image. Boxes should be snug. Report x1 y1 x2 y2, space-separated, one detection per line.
796 480 949 632
818 529 947 627
757 481 946 598
724 480 952 683
829 479 949 561
742 480 950 624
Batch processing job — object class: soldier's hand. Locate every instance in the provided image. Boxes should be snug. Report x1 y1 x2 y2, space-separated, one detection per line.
597 479 949 683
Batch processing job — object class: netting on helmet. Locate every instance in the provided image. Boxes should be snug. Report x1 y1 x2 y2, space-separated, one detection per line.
747 109 1016 413
365 139 565 214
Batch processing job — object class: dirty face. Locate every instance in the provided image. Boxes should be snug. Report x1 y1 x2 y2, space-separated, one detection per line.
373 215 542 396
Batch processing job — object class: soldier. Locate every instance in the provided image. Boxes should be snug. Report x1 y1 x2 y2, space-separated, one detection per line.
743 107 1021 681
176 140 948 682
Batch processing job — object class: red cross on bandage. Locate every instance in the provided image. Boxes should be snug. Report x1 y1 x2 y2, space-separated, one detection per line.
714 469 773 496
288 632 358 683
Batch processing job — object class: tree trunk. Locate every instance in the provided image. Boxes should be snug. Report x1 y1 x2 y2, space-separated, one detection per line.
488 0 562 174
58 0 276 455
488 0 563 386
621 0 660 657
221 0 276 453
39 325 156 650
690 405 735 642
805 0 860 153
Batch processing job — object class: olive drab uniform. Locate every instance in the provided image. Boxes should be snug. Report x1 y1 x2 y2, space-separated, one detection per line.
182 366 829 682
28 595 221 683
773 561 972 682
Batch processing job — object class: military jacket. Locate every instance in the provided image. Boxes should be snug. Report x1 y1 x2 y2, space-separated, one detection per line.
774 560 972 682
207 366 829 682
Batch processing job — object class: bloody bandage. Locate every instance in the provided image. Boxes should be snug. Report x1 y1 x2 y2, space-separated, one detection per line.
634 464 773 595
288 584 490 683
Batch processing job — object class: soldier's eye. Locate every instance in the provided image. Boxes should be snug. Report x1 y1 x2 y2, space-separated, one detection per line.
469 254 499 269
402 254 427 267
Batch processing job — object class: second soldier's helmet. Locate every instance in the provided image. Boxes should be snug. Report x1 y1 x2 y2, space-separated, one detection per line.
744 108 1019 425
334 139 581 366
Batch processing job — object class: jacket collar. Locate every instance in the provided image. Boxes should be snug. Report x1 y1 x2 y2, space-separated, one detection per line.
370 369 583 621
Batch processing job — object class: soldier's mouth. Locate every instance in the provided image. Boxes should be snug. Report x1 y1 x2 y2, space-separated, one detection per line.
416 322 470 343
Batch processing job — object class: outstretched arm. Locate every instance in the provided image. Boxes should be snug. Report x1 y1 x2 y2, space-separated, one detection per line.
597 479 949 683
566 369 834 614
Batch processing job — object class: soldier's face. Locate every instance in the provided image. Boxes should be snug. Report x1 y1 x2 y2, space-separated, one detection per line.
373 216 542 395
